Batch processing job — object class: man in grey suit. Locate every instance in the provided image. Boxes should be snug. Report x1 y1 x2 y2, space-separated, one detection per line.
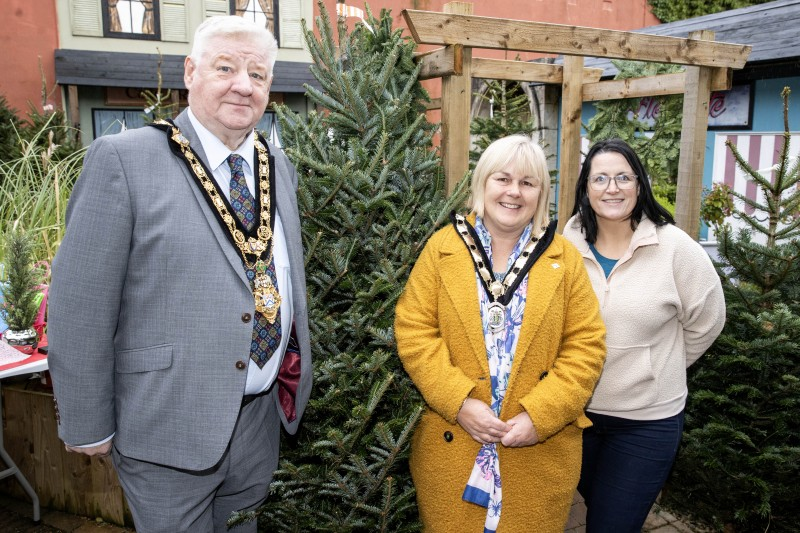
48 16 311 532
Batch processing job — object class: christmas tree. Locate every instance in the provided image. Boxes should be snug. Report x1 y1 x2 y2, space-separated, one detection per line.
239 3 467 531
663 87 800 532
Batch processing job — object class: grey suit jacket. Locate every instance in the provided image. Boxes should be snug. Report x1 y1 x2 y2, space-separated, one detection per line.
48 110 312 471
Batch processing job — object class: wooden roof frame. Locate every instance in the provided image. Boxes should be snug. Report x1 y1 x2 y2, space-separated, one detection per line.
404 2 752 236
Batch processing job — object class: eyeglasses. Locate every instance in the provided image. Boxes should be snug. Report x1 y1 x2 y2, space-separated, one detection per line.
588 174 638 190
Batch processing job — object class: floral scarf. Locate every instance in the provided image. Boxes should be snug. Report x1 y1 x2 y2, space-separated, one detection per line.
462 217 531 532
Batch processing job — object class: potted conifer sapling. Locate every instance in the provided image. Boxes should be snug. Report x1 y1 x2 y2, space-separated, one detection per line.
1 229 42 354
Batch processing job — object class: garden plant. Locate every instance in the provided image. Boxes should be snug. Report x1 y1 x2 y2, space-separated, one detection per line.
663 87 800 532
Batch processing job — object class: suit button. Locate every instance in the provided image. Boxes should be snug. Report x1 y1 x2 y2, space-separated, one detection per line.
242 313 252 323
443 431 453 442
235 360 247 370
539 371 549 380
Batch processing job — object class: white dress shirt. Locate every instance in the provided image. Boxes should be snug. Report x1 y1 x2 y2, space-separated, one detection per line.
188 109 293 395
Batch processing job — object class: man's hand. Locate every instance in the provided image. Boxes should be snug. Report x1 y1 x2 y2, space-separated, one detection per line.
500 412 539 448
456 399 511 445
65 441 112 457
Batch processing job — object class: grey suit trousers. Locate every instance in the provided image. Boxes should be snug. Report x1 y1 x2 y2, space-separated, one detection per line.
113 391 280 533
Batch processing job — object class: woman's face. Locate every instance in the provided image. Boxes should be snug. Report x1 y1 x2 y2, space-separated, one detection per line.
482 164 541 239
587 151 639 225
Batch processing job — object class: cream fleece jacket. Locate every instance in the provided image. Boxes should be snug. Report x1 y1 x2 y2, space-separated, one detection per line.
563 215 725 420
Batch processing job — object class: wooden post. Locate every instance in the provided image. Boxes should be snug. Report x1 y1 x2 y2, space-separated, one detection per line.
67 85 81 145
675 30 715 239
557 56 584 231
440 2 473 194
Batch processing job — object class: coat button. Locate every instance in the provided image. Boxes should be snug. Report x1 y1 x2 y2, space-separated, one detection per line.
443 431 453 442
235 360 247 370
242 313 252 323
539 371 549 380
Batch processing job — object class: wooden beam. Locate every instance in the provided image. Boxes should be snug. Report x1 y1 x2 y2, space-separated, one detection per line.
416 45 462 80
440 2 473 194
402 10 751 68
582 67 732 101
471 57 603 84
675 31 715 238
425 97 442 110
558 56 584 232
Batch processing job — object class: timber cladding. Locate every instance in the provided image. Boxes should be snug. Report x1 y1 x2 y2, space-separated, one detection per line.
0 380 132 527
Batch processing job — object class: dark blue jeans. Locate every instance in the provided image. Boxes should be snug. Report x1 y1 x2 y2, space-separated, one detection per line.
578 410 685 533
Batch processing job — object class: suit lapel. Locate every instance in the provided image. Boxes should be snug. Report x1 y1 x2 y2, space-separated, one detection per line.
439 230 491 376
172 111 250 289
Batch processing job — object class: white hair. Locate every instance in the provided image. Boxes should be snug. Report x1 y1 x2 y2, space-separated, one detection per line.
469 134 551 231
190 16 278 74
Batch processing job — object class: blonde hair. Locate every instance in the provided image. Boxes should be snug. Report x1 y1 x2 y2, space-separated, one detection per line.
468 135 551 231
190 16 278 74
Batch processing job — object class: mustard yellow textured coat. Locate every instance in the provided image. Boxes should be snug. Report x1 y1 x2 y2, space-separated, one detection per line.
395 219 606 533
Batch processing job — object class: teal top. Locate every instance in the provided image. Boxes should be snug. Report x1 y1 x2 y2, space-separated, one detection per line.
588 243 618 278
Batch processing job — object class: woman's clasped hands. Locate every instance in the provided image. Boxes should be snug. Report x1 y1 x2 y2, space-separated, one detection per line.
456 398 539 447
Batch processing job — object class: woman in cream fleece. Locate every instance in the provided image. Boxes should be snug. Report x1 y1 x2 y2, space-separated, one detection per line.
562 138 725 533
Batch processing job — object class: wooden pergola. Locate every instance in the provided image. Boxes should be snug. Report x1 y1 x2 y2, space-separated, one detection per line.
403 2 752 237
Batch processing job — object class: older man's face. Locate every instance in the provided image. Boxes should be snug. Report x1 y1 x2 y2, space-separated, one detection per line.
184 33 272 148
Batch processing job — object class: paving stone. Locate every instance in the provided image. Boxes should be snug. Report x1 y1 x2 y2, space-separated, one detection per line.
644 510 670 528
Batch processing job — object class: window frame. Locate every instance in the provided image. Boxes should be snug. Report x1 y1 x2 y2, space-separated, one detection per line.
229 0 280 47
101 0 162 41
92 108 154 139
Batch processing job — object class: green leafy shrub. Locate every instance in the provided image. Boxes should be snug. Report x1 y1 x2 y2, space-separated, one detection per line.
648 0 774 23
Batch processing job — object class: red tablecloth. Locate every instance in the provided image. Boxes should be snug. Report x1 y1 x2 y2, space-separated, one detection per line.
0 334 47 373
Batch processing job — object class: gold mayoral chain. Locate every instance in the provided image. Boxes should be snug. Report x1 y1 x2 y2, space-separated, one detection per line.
452 213 544 333
155 120 282 323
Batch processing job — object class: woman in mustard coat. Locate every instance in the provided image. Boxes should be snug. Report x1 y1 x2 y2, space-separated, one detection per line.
395 135 606 532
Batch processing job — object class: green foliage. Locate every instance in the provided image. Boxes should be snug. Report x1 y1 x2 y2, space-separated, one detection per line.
0 95 23 163
0 229 43 331
0 112 84 265
19 104 80 162
470 79 534 166
244 3 467 531
140 49 178 123
663 88 800 532
584 60 682 213
699 182 735 227
648 0 774 23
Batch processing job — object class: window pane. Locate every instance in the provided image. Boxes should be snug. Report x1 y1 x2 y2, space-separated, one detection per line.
93 109 152 138
231 0 276 35
106 0 157 36
256 112 282 146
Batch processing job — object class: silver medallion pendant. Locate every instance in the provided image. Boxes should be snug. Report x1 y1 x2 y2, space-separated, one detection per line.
487 302 506 333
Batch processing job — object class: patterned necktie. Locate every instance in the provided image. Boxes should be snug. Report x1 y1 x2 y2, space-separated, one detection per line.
227 154 281 368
